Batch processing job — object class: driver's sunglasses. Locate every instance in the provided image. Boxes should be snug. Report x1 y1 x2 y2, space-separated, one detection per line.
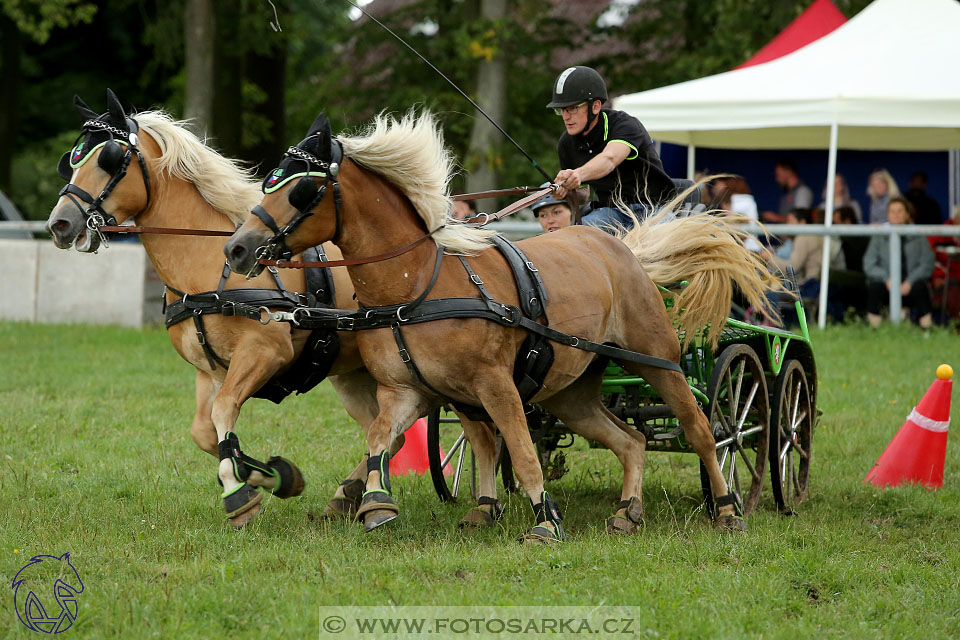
554 102 586 116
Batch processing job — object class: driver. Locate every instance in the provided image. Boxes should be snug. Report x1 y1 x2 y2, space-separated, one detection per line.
548 66 680 230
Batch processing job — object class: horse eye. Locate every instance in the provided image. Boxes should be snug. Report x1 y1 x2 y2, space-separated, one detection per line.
288 177 319 211
97 140 124 174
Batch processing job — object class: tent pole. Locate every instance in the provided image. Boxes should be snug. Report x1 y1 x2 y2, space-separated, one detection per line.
817 121 838 329
687 144 696 180
950 149 958 217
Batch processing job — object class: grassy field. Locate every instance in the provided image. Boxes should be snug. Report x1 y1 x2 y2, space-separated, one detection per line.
1 321 958 639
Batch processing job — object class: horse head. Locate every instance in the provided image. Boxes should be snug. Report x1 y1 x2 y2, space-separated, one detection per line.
225 111 342 278
47 89 152 252
12 552 85 634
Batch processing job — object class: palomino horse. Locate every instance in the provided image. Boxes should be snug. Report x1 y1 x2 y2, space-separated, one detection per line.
225 111 780 542
45 91 387 527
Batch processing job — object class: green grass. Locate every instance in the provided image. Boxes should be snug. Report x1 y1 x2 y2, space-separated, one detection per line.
1 321 958 639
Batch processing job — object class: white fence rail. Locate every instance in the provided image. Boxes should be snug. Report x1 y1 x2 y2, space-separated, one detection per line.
2 221 958 329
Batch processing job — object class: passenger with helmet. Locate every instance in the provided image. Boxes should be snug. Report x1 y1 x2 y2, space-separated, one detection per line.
548 66 688 230
530 187 574 233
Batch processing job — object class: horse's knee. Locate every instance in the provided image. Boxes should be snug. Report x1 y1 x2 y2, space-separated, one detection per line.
191 421 218 456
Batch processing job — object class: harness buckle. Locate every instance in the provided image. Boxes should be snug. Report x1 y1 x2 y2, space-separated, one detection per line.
398 348 411 363
470 273 484 286
336 317 355 330
525 261 539 273
196 330 206 345
396 305 409 323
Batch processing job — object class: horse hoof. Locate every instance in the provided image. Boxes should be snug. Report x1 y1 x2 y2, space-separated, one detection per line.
362 509 399 532
230 502 261 529
605 515 641 535
314 498 359 522
519 523 564 545
716 514 748 532
223 484 262 529
267 456 306 499
356 490 398 532
458 506 499 531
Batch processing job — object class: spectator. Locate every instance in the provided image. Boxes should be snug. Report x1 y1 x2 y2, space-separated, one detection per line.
866 168 900 225
717 176 762 253
765 208 844 300
830 206 869 319
863 197 934 328
904 171 943 226
761 159 813 223
834 206 869 273
452 199 477 221
530 191 573 233
819 173 863 223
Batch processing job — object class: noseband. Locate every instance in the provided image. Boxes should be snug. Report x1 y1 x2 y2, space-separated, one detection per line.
249 138 344 275
57 119 152 247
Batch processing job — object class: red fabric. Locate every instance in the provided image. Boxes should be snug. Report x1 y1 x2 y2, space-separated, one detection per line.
736 0 847 69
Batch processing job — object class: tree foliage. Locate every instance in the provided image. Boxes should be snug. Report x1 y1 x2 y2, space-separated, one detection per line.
3 0 877 219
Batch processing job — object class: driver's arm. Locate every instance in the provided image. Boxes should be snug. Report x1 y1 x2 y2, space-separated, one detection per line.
554 141 631 198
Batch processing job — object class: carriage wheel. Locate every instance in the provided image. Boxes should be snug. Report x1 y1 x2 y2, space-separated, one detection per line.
699 344 770 516
768 360 813 513
426 407 515 503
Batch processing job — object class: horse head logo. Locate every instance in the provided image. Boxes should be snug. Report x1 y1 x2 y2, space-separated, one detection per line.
11 553 84 634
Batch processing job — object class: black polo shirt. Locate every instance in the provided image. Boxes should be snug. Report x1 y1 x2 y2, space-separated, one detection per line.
557 109 675 208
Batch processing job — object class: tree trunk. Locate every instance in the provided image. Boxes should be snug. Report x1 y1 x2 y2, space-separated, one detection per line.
0 14 21 193
464 0 507 208
210 0 243 157
183 0 215 136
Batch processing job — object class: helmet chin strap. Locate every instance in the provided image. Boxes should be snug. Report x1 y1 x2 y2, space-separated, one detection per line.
579 101 600 138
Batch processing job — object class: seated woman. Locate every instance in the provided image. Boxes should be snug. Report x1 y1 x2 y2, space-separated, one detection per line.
530 191 573 233
863 197 935 328
765 208 844 300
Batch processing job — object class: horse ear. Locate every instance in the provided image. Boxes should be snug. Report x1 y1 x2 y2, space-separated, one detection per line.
307 110 331 138
105 88 127 127
73 95 99 122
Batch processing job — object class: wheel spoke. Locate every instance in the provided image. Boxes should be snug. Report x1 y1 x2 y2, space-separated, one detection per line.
451 442 466 497
734 440 761 482
440 432 466 468
735 381 759 434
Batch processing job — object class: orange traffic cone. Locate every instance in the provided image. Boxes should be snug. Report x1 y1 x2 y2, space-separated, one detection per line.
865 364 953 489
389 418 445 476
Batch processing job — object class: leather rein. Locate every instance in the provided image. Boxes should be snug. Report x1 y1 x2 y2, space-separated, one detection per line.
61 124 555 270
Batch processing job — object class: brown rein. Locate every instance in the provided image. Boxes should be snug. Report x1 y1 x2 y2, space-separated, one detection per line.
96 184 557 270
99 225 234 236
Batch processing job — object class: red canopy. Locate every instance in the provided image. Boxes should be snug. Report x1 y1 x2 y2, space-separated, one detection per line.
736 0 847 69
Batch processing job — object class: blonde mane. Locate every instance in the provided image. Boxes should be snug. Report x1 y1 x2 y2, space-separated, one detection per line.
338 110 496 254
134 111 262 226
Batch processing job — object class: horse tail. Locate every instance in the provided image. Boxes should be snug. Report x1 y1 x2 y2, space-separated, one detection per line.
617 200 784 350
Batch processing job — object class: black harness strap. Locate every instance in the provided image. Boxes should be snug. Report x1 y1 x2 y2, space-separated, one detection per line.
383 244 449 398
490 235 548 320
287 297 683 373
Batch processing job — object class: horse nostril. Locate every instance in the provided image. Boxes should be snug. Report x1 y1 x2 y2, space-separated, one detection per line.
230 244 247 260
52 219 70 234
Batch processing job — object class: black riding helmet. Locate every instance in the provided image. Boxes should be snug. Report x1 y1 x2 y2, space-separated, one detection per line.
546 66 608 109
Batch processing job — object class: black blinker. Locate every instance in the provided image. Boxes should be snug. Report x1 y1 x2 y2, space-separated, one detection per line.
58 152 73 181
288 176 319 211
98 140 124 175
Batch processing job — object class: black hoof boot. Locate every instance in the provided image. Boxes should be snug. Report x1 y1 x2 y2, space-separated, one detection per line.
267 456 306 499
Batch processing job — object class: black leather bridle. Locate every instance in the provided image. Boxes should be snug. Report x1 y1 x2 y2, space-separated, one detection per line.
57 118 152 247
249 138 344 275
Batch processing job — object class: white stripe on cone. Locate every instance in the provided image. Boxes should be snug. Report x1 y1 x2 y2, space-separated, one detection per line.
908 407 950 433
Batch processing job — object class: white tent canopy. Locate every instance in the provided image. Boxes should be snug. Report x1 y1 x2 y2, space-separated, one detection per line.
613 0 960 151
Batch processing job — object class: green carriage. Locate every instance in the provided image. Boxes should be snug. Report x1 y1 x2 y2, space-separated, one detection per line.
427 288 817 516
